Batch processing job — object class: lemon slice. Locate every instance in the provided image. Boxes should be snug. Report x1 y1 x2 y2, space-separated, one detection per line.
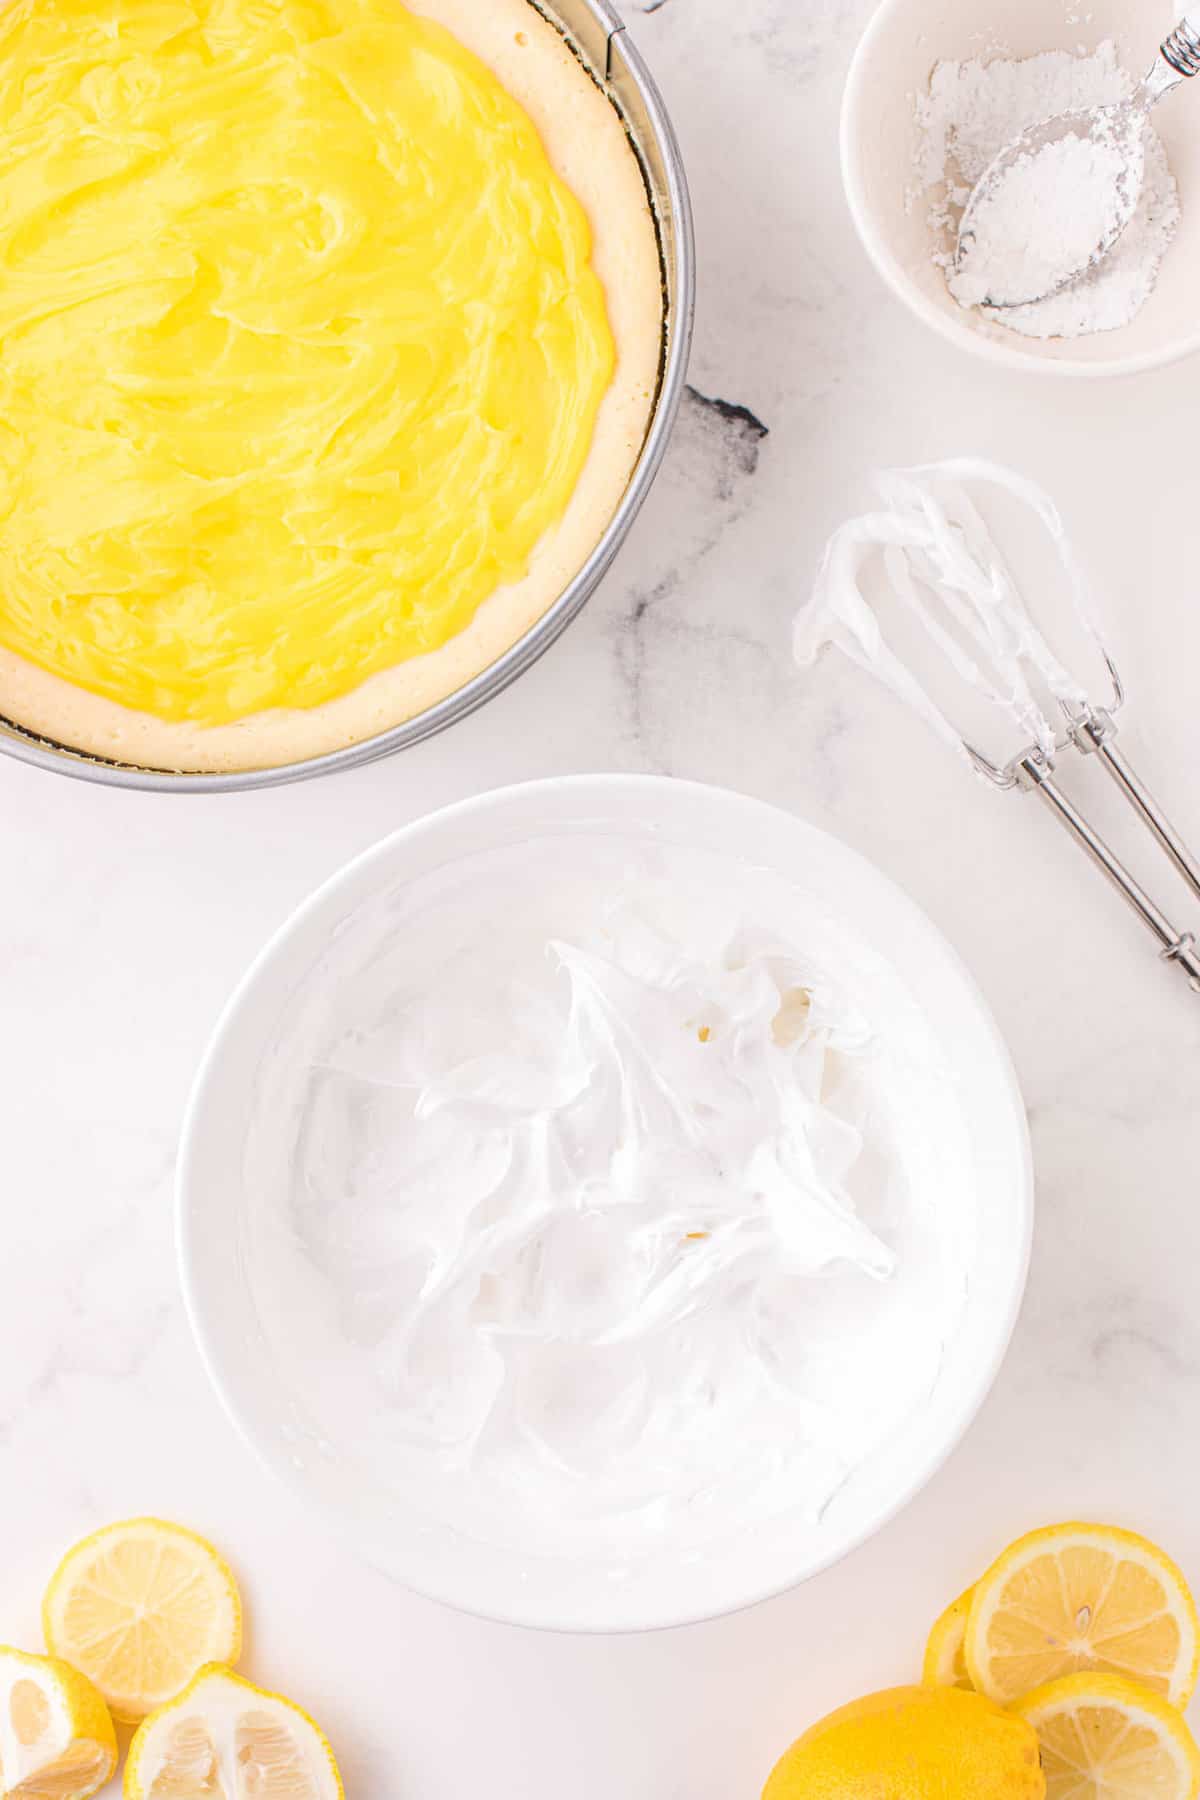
43 1519 242 1723
124 1665 344 1800
1015 1672 1200 1800
924 1586 975 1689
965 1523 1200 1707
0 1646 117 1799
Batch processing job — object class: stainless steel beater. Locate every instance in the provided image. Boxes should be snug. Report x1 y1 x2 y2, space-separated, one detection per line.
800 461 1200 995
963 658 1200 992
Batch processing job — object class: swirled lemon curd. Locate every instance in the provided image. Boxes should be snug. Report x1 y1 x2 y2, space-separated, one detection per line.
0 0 662 768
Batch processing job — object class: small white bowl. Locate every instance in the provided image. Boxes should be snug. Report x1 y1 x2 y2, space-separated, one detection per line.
178 776 1032 1632
842 0 1200 376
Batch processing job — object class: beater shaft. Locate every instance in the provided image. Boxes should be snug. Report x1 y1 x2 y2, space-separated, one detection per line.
1070 709 1200 906
1016 747 1200 993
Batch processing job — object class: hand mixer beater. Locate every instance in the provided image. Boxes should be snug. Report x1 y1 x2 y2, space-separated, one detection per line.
796 458 1200 993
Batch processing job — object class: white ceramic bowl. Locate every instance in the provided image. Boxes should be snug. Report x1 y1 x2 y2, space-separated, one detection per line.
842 0 1200 376
178 776 1033 1632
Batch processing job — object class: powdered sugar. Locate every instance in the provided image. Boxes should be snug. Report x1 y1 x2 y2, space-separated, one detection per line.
951 129 1132 308
916 43 1180 339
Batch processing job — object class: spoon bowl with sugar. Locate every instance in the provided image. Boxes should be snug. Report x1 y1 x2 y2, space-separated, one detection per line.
955 10 1200 307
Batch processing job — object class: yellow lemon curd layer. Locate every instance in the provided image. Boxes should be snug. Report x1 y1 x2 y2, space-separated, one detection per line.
0 0 617 724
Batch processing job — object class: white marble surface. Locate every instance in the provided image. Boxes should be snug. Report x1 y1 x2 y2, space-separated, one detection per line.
4 1 1200 1794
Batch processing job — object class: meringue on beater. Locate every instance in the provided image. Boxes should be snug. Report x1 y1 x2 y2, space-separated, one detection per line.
796 457 1110 772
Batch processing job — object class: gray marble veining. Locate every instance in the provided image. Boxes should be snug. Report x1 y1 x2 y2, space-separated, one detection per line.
4 0 1200 1794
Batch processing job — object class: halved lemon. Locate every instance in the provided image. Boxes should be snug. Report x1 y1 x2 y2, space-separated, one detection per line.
1015 1672 1200 1800
43 1519 242 1723
965 1523 1200 1707
0 1645 117 1799
124 1665 344 1800
923 1586 975 1689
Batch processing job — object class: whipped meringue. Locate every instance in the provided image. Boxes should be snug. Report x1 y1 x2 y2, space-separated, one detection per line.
242 833 974 1560
796 458 1109 772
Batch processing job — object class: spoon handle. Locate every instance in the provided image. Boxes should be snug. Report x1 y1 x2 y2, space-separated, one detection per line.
1163 14 1200 77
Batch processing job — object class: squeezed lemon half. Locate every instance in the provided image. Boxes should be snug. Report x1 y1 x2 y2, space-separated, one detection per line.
123 1666 343 1800
0 1646 116 1800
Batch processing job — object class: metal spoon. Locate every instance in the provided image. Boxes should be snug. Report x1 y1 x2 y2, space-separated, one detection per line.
954 12 1200 309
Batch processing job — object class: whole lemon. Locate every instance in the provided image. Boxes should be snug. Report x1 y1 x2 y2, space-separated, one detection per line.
763 1685 1045 1799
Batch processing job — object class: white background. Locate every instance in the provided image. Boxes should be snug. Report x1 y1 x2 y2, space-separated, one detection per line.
4 0 1200 1794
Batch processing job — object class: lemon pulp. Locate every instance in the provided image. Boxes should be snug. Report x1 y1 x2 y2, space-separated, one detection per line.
0 0 616 724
